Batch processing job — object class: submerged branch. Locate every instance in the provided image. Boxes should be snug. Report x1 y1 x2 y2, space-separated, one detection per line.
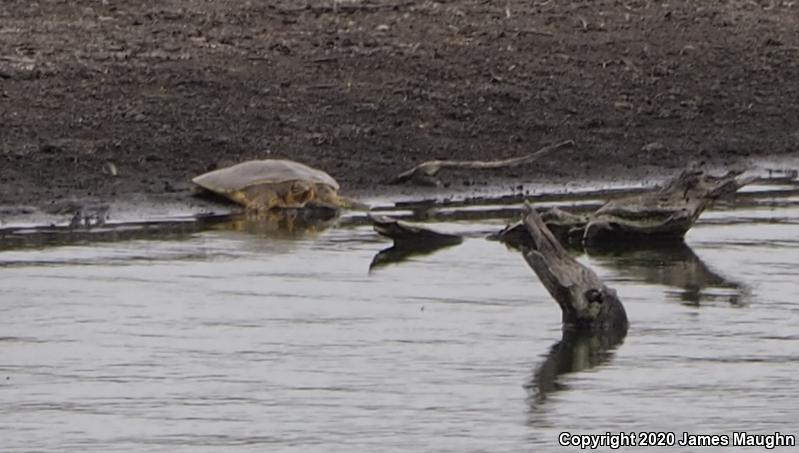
517 204 628 330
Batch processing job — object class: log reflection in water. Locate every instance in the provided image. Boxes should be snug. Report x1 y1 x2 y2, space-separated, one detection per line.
585 241 748 306
369 214 464 271
369 242 462 271
526 328 627 408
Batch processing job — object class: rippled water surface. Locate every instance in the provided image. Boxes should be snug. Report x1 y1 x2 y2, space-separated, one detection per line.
2 181 799 452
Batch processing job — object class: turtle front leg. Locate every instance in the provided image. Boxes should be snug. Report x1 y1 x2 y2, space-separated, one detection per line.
239 187 280 211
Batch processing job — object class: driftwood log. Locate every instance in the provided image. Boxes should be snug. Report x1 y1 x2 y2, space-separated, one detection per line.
515 204 628 331
582 169 754 244
369 214 464 270
496 169 754 247
490 207 588 248
370 214 463 246
389 140 575 186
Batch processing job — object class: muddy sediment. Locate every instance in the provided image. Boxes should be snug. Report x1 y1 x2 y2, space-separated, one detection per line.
1 1 798 220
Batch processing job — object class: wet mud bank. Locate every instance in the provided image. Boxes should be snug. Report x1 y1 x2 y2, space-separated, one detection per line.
1 0 798 221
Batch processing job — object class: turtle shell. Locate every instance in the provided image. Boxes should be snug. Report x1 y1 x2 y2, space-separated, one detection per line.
192 159 340 195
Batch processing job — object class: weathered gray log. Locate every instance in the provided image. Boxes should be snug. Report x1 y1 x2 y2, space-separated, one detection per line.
370 214 463 246
369 214 463 270
517 204 628 330
389 140 574 186
583 169 754 243
490 206 587 248
496 169 754 247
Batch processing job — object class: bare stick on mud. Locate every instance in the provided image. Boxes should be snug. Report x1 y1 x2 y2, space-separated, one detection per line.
516 203 628 331
389 140 575 186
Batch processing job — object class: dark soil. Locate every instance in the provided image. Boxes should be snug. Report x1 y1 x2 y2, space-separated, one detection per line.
2 0 798 212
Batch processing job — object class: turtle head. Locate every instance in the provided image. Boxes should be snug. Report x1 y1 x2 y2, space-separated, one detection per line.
288 181 315 206
312 184 370 211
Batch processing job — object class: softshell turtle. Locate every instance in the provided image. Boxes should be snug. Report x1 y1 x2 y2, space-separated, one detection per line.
193 159 365 211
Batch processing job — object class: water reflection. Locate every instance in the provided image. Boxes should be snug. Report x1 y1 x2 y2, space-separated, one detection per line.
369 242 461 271
368 215 464 271
208 208 339 238
2 173 799 451
526 328 627 408
584 241 747 306
0 208 341 252
0 218 213 252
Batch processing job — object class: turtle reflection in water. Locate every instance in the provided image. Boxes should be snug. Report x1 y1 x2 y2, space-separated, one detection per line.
193 159 367 211
208 208 341 238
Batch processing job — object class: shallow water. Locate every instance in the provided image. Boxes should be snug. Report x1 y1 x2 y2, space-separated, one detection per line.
2 181 799 452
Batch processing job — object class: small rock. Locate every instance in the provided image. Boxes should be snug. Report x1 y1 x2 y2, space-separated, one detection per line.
614 101 634 111
642 142 667 153
102 162 118 176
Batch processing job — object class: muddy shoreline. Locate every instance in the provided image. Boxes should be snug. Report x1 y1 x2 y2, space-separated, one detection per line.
2 1 798 224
